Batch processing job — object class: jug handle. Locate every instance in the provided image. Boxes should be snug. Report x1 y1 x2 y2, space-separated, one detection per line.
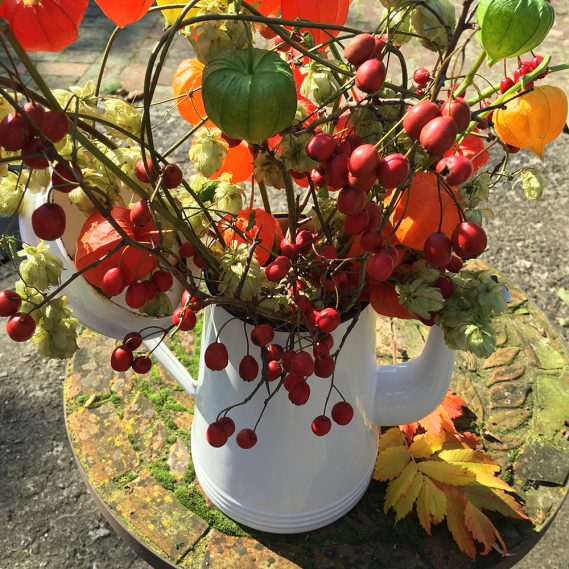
144 337 200 395
372 325 456 426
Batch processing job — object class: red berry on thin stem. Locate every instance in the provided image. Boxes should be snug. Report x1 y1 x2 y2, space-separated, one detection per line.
132 355 152 374
172 307 197 331
111 346 133 372
151 270 174 293
423 232 453 268
125 283 147 309
218 416 235 437
0 290 22 317
31 203 66 241
123 332 143 351
239 355 259 382
207 422 228 448
205 342 229 370
332 401 354 425
251 323 274 347
289 381 311 405
179 242 196 258
102 267 126 297
311 415 332 436
236 428 257 449
6 313 36 342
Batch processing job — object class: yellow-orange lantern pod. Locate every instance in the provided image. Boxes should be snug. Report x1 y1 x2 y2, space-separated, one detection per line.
172 58 212 127
493 85 568 158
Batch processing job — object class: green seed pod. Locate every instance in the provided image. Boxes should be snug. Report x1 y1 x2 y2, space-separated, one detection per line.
477 0 555 65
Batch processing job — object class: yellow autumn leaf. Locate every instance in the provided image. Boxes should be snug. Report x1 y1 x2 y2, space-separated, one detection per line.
374 445 411 481
380 427 406 451
394 472 423 521
416 477 447 534
155 0 185 26
410 430 445 459
384 461 419 514
446 488 477 559
464 500 506 556
418 460 476 486
462 485 528 520
438 449 514 491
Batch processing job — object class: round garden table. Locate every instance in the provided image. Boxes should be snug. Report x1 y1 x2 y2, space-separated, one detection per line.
64 267 569 569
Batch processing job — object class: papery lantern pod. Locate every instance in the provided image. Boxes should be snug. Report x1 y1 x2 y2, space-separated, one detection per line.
172 58 213 127
445 133 489 173
95 0 154 28
211 141 254 183
257 0 281 15
0 0 88 52
385 172 462 251
281 0 350 48
493 85 568 158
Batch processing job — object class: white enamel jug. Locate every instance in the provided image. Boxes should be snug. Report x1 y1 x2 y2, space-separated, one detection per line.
19 192 456 534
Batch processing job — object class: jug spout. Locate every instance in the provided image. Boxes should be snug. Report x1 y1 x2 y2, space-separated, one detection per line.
372 326 456 426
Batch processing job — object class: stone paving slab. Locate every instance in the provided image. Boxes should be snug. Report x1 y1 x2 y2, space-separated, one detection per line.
64 264 569 569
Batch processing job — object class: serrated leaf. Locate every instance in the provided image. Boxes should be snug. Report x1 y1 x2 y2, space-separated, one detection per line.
384 461 419 514
418 460 476 486
416 477 447 534
380 427 406 451
462 485 528 520
446 488 477 559
394 472 423 521
410 430 445 459
464 501 506 556
374 445 411 481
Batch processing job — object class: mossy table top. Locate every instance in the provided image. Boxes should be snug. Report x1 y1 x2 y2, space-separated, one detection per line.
64 269 569 569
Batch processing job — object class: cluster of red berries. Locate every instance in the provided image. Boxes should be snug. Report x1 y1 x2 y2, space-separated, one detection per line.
110 331 152 374
203 308 355 449
500 55 547 94
0 289 36 342
412 67 431 96
344 33 388 93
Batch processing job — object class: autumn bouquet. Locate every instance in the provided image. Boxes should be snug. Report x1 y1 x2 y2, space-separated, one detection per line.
0 0 566 554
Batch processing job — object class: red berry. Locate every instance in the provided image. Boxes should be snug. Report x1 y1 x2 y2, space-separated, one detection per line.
403 100 441 140
423 232 453 268
265 258 290 282
306 133 336 162
123 332 143 351
266 360 282 381
282 349 296 372
41 110 69 143
179 242 195 258
311 168 329 187
102 267 126 297
326 153 349 189
31 203 66 241
205 342 229 370
6 312 36 342
207 422 229 448
218 416 236 437
500 77 515 94
361 229 384 251
0 290 21 317
314 353 335 378
259 24 277 40
436 276 454 299
193 254 206 269
355 59 386 93
291 351 314 377
162 163 184 188
445 255 463 273
347 171 376 192
22 138 50 169
111 346 133 372
295 230 313 253
366 202 382 229
280 238 299 259
284 373 304 392
288 381 311 405
344 210 370 236
130 200 152 227
316 308 341 334
338 187 368 215
452 222 487 259
311 415 332 436
251 323 274 347
134 158 158 183
51 161 81 193
125 283 147 309
367 251 394 281
332 401 354 425
236 428 257 449
0 113 30 151
419 116 459 156
23 102 45 129
413 68 430 85
141 280 157 302
266 343 283 361
440 98 471 133
345 33 376 67
132 355 152 374
151 270 174 293
172 307 197 331
436 155 474 186
349 144 381 178
239 355 259 381
376 153 410 188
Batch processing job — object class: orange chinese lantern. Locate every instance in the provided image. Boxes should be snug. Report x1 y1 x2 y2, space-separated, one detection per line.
258 0 281 15
211 142 254 183
386 172 462 251
172 59 213 127
75 207 157 289
220 208 284 266
95 0 154 28
446 134 489 173
370 282 417 320
0 0 88 52
281 0 350 47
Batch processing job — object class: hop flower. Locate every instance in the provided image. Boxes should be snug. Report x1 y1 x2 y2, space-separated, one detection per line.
350 107 383 145
103 98 143 139
142 292 173 317
18 242 64 291
300 62 341 107
189 127 229 178
280 133 319 174
213 173 245 216
381 8 413 46
53 80 99 119
410 0 456 52
253 153 285 189
0 171 25 216
514 168 547 200
219 243 263 301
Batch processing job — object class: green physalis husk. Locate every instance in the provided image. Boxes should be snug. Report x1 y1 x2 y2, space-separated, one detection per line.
476 0 555 66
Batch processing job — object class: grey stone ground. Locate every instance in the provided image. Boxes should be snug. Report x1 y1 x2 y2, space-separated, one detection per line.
0 2 568 568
